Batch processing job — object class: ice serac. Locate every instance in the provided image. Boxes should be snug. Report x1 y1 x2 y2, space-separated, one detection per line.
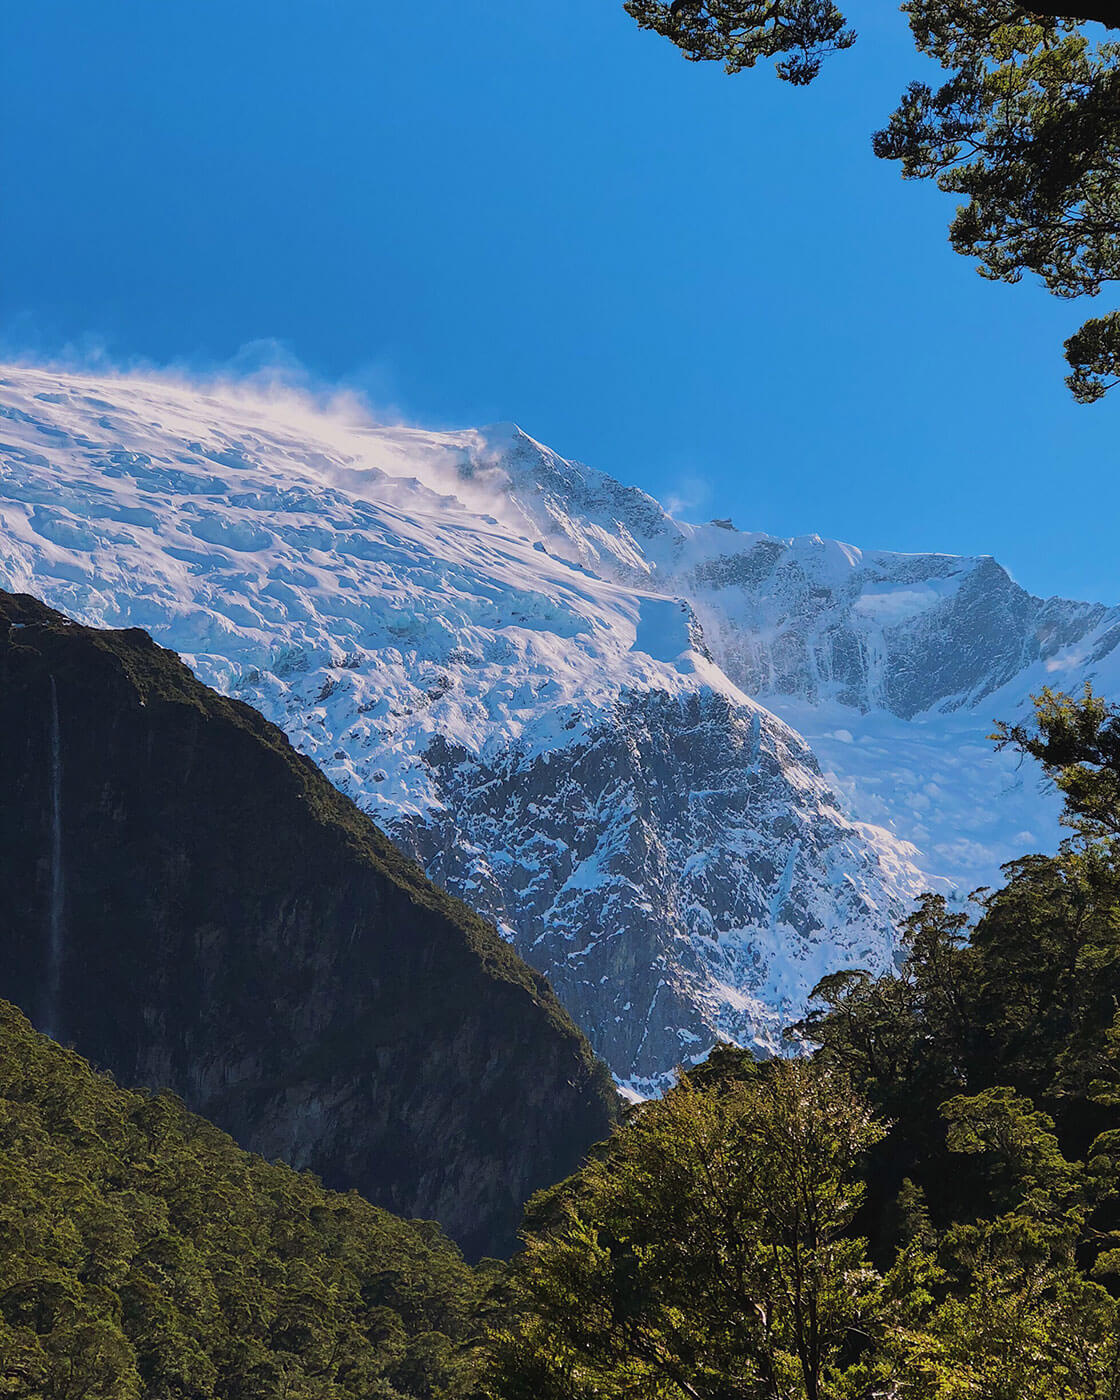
0 589 616 1259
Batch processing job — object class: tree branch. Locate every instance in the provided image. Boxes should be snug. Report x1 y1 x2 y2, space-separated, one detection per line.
1020 3 1120 27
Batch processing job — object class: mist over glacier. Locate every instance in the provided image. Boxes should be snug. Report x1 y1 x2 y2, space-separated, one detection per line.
2 364 1115 1088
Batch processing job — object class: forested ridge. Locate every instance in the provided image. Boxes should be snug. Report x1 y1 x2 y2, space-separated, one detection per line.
0 1001 495 1399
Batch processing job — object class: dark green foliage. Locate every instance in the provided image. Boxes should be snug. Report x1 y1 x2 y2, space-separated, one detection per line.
0 998 495 1399
487 1058 886 1400
488 1062 1120 1396
623 1 855 84
993 684 1120 836
795 831 1120 1255
968 846 1120 1128
874 1085 1120 1396
793 895 973 1132
623 1 1120 400
799 688 1120 1164
792 686 1120 1388
874 3 1120 403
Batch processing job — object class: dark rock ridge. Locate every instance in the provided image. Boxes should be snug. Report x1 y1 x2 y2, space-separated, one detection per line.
0 590 617 1259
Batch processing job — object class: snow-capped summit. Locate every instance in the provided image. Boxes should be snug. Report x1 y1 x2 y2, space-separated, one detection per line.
433 424 1120 898
0 365 1113 1088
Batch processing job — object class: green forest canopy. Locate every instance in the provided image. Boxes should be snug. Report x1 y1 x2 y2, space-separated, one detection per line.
0 1002 495 1400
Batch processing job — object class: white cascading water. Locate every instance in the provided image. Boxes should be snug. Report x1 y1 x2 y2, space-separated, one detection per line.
43 676 65 1040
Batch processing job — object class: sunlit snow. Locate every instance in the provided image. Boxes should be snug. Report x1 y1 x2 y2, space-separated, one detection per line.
2 364 1115 1088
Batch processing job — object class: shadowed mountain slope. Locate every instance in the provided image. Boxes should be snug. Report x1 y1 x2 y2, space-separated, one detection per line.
0 589 617 1259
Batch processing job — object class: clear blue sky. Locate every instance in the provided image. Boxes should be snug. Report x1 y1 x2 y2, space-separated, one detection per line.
3 1 1116 603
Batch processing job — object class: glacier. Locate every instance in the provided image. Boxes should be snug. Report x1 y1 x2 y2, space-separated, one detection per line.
1 365 1115 1089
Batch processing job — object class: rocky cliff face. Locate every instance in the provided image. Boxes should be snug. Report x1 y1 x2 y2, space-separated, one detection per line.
404 685 899 1089
0 589 617 1259
659 543 1112 721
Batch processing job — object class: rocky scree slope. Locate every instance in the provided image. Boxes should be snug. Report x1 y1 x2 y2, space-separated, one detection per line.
0 589 616 1259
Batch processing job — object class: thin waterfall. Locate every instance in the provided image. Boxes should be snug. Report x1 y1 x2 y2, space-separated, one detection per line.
43 677 65 1040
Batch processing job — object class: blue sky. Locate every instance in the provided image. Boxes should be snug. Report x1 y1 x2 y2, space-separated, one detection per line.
3 0 1116 603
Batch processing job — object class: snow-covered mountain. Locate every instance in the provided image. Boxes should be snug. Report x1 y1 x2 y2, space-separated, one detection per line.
439 429 1120 897
1 366 1114 1088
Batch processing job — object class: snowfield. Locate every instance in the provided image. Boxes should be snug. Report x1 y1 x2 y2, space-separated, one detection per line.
1 366 1115 1087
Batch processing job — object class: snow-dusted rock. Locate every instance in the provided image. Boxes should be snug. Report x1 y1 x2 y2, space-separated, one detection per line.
0 367 920 1088
1 365 1114 1086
